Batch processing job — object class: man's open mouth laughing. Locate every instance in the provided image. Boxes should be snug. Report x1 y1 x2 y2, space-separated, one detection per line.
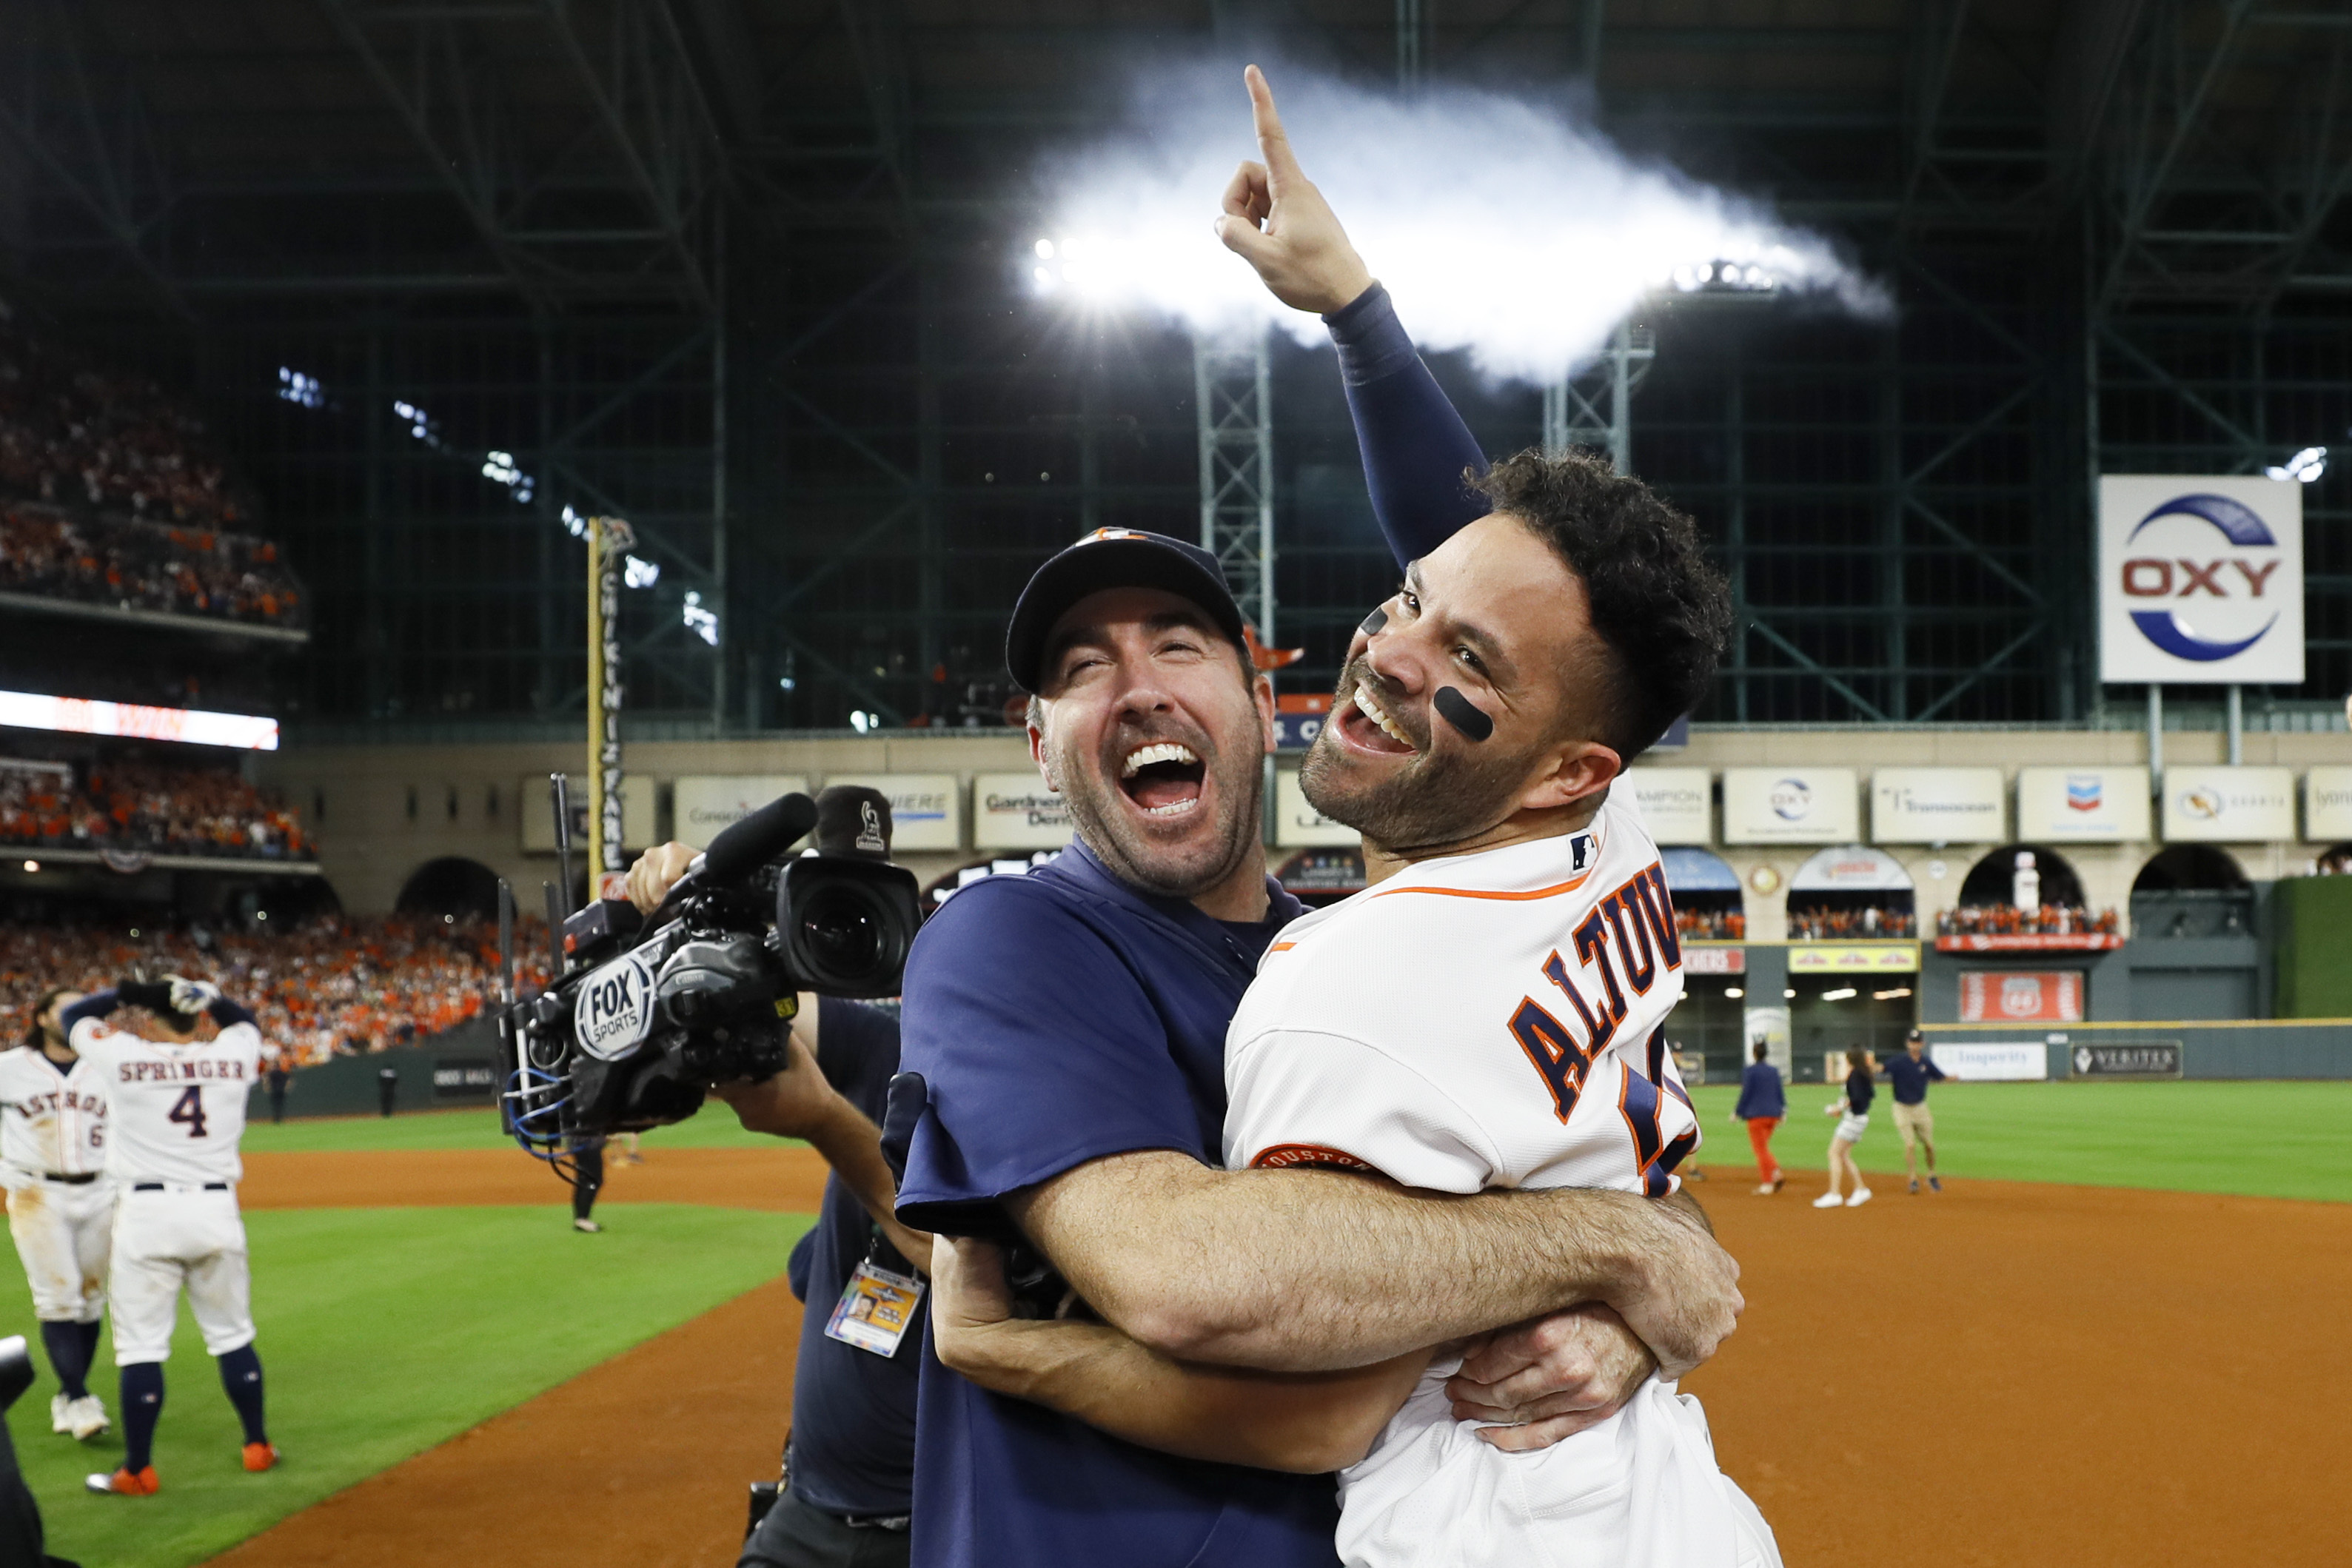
1333 677 1421 757
1119 740 1207 817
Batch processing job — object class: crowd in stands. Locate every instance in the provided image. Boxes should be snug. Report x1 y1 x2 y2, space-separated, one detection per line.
1936 902 2120 937
0 914 551 1068
1786 905 1917 939
0 298 302 626
0 760 312 861
0 504 303 627
1675 905 1746 940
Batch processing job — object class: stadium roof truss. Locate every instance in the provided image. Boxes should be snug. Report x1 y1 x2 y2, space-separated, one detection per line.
0 0 2343 737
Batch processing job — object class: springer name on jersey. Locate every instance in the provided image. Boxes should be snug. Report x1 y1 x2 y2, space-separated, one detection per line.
69 1018 260 1187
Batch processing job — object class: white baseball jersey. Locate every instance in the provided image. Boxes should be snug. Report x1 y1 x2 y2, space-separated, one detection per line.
1224 797 1779 1568
68 1017 261 1187
0 1046 110 1181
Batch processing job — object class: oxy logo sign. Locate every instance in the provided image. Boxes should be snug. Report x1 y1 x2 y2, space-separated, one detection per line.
573 950 659 1062
2099 476 2302 685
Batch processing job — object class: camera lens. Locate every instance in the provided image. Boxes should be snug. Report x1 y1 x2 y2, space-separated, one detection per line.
800 886 884 978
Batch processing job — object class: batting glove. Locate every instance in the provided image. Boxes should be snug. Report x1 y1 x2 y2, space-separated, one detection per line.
167 975 224 1014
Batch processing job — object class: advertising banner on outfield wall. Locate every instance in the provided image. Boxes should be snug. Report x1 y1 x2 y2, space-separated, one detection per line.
2097 475 2303 686
1721 768 1860 844
2160 765 2297 842
1626 767 1711 844
1870 768 2005 844
2014 766 2153 842
1958 970 2084 1023
1928 1042 2049 1081
2069 1040 2183 1079
974 773 1076 851
2306 767 2352 841
671 775 812 849
1274 769 1358 848
822 774 962 851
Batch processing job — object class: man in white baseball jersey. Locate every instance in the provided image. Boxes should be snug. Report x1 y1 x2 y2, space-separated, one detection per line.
3 988 114 1441
926 70 1775 1562
60 976 277 1497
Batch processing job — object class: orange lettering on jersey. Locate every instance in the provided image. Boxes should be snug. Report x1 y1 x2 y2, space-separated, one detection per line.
1572 911 1628 1020
1635 865 1683 968
1507 996 1591 1124
1541 950 1615 1056
1249 1143 1382 1175
1601 881 1657 994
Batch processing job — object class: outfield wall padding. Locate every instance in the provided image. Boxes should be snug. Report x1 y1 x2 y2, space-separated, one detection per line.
2274 877 2352 1019
247 1018 503 1121
1928 1019 2352 1080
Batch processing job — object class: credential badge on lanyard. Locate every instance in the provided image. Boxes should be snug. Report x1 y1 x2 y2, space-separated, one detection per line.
825 1259 925 1358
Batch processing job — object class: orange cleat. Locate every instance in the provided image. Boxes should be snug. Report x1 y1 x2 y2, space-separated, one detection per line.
86 1465 159 1496
243 1441 281 1473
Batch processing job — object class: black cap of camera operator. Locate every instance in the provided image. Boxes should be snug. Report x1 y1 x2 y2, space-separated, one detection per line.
814 784 894 862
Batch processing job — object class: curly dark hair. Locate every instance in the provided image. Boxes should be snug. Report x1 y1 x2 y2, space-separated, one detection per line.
1469 449 1732 761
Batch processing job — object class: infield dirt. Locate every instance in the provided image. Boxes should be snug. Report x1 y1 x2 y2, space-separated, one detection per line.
211 1155 2352 1568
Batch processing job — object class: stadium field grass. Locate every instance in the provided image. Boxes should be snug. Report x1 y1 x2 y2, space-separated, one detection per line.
243 1106 782 1153
1686 1080 2352 1203
2 1203 811 1568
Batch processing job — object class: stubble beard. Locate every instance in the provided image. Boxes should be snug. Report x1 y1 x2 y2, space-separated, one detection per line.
1299 657 1538 854
1048 723 1264 902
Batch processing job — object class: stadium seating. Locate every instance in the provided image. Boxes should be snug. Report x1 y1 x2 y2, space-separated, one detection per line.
0 760 312 861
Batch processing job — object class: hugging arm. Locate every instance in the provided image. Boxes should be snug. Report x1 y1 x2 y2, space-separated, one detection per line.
1002 1147 1738 1380
932 1237 1428 1472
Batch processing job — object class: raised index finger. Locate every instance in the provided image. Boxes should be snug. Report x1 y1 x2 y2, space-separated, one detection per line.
1244 64 1307 190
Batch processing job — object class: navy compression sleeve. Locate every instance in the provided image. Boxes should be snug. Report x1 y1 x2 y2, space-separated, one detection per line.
1321 284 1491 569
209 998 258 1029
58 990 119 1033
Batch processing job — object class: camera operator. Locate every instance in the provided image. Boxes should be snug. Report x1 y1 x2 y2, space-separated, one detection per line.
626 785 929 1568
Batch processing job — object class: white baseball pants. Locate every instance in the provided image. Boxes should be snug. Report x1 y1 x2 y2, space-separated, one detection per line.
109 1185 255 1364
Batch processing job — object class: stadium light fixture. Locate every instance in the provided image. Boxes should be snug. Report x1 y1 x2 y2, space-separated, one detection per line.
1820 987 1859 1001
623 555 662 589
681 590 720 647
1723 986 1743 998
1872 987 1913 1000
276 367 324 409
20 860 35 873
481 449 536 503
2263 446 2326 483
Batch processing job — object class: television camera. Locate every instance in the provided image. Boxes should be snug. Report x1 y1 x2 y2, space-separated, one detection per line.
495 786 921 1182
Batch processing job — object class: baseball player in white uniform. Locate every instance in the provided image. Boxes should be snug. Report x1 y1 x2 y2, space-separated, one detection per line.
927 404 1776 1563
61 976 277 1497
3 988 115 1441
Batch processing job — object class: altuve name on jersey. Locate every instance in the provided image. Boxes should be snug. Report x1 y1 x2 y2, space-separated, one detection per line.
115 1058 249 1084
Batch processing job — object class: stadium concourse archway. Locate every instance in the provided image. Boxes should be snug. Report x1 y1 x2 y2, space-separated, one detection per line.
1959 844 2087 911
396 857 502 922
1660 848 1745 1077
2130 843 2255 952
1786 846 1917 1073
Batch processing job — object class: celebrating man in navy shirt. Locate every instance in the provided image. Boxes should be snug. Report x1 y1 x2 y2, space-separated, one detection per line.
890 67 1744 1568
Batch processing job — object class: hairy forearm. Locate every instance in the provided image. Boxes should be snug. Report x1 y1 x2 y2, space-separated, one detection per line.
1011 1153 1666 1373
803 1098 933 1274
1664 1187 1712 1236
938 1315 1424 1474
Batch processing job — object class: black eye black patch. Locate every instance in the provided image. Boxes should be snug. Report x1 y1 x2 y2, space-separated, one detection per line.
1434 686 1493 742
1358 607 1388 636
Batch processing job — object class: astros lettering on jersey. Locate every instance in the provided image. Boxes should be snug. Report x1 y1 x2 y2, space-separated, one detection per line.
1224 793 1780 1568
0 1048 110 1179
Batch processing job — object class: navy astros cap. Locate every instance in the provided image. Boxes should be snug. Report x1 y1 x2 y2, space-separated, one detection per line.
1005 528 1247 693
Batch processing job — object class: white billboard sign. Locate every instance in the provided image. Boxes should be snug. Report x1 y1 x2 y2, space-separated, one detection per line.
1929 1042 2050 1082
974 772 1076 851
2307 768 2352 842
1721 768 1860 845
1624 767 1710 845
822 774 962 851
2160 765 2296 842
2014 767 2153 842
1274 769 1357 848
671 775 811 850
1871 768 2005 844
2098 476 2303 685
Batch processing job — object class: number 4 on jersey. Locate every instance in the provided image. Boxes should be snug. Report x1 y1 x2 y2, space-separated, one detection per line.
169 1085 210 1139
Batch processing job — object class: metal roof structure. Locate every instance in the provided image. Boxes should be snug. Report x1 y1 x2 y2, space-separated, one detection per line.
1 0 2345 735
